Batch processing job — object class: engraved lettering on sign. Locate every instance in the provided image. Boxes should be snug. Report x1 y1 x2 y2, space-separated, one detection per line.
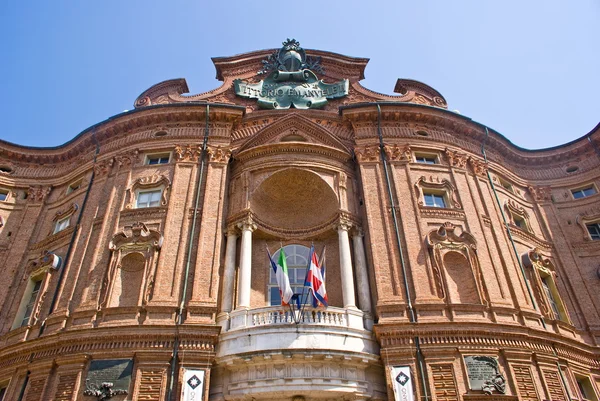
84 359 133 399
464 356 506 394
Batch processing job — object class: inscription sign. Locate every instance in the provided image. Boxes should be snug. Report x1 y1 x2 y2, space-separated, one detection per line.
234 39 348 109
84 359 133 400
464 356 506 394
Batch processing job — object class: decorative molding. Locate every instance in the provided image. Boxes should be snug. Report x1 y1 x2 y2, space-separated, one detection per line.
53 203 79 223
354 145 380 163
207 145 232 164
445 148 469 169
504 199 530 229
384 144 411 162
415 175 462 209
125 174 171 209
528 185 552 202
94 158 114 177
114 149 139 169
27 186 51 203
468 157 488 177
109 222 163 252
174 144 201 162
575 207 600 241
426 222 487 305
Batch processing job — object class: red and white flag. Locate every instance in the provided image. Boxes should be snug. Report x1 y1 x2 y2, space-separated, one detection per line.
304 246 328 307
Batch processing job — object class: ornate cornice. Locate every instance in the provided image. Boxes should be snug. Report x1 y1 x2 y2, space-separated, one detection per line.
109 222 163 251
235 142 351 163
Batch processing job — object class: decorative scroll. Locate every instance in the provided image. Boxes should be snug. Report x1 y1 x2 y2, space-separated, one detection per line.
94 158 114 177
27 186 51 203
174 144 201 162
114 150 139 168
427 222 487 305
468 157 488 177
504 199 531 231
207 146 232 164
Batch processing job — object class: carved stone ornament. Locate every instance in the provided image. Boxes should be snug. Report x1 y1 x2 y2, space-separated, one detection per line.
54 203 79 222
445 148 469 169
234 38 349 110
27 186 51 203
528 185 552 202
109 222 163 252
384 144 411 162
114 150 139 168
427 222 487 304
207 145 232 164
174 144 201 162
355 145 380 163
94 158 114 177
504 199 530 228
415 176 462 209
468 157 488 177
83 381 128 400
125 174 171 209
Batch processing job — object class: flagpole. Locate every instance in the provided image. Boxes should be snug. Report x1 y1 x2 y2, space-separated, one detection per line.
298 244 314 323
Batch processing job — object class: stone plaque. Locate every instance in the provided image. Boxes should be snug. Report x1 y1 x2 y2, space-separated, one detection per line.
84 359 133 398
464 356 506 394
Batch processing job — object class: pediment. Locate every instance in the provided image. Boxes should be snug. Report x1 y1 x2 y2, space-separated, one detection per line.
236 113 350 154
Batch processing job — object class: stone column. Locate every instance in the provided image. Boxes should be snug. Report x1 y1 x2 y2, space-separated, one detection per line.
217 227 238 330
236 219 256 309
352 228 373 317
337 218 357 309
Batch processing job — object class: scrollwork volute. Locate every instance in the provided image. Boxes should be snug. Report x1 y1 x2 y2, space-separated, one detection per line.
528 185 552 202
468 157 488 177
207 145 232 164
27 186 51 204
384 144 411 162
354 145 380 163
445 148 468 169
174 144 202 162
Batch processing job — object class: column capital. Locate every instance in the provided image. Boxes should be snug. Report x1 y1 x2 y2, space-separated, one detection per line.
237 215 257 232
351 226 365 238
224 225 239 237
335 215 353 232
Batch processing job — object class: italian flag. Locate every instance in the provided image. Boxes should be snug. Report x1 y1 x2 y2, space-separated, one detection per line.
267 247 294 305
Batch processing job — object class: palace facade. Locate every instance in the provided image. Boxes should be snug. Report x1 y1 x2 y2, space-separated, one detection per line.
0 40 599 401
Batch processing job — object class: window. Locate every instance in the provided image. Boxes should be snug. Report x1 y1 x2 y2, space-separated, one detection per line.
66 180 82 194
0 190 8 202
146 153 170 165
541 276 561 320
586 223 600 240
269 245 312 306
498 177 513 192
575 375 598 401
53 216 70 234
17 279 42 328
415 155 437 164
136 189 162 208
513 214 528 231
423 192 446 208
572 186 597 199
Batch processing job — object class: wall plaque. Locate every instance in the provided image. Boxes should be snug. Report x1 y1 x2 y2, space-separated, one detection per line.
464 356 506 394
84 359 133 400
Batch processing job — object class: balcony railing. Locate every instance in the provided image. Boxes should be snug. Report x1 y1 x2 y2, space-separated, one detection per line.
250 307 347 327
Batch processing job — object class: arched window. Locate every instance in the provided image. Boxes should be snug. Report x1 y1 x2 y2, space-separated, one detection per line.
268 245 311 306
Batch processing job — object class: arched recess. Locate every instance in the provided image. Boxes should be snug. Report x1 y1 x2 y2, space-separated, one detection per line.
99 222 163 309
250 168 340 233
426 222 488 305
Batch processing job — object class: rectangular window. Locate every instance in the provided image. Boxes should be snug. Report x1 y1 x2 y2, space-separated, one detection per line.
146 154 170 165
137 190 162 208
587 223 600 240
424 192 446 208
575 375 598 401
53 216 70 234
20 279 42 327
0 190 8 202
499 178 513 192
415 154 437 164
572 186 597 199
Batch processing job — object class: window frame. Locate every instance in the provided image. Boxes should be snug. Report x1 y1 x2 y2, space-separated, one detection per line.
571 185 597 200
414 153 438 165
0 189 9 202
66 179 82 195
145 152 171 166
423 191 447 208
53 216 71 234
11 276 44 330
574 374 598 401
586 223 600 241
136 188 163 209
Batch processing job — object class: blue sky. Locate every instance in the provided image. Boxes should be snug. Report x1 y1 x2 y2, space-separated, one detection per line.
1 1 598 149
